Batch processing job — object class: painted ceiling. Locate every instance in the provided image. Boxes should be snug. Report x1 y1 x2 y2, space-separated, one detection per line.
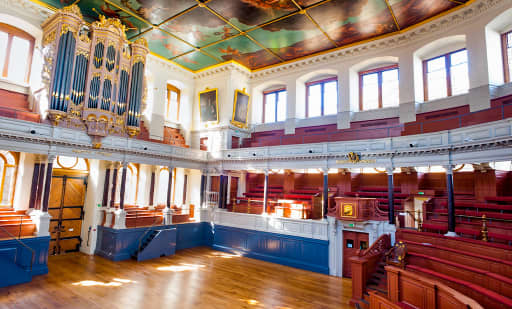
38 0 470 72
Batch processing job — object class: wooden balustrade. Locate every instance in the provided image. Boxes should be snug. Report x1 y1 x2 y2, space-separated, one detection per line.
349 233 391 305
383 265 483 309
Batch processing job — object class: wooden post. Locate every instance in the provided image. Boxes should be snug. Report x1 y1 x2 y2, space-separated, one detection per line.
28 163 40 209
41 155 55 213
445 164 456 234
110 165 118 207
119 162 128 210
387 167 395 225
102 167 111 207
263 170 269 214
35 162 46 210
149 168 156 206
166 166 173 209
323 169 329 218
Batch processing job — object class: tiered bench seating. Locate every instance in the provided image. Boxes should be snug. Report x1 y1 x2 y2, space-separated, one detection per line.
0 208 35 239
396 229 512 309
423 196 512 244
124 205 163 228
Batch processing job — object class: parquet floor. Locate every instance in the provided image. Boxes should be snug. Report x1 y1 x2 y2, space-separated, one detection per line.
0 247 353 309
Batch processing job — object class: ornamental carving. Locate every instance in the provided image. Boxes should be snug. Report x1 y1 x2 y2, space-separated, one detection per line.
41 5 149 148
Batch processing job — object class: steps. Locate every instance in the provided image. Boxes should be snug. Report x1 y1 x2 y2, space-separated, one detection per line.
0 208 35 239
366 259 388 296
131 228 177 262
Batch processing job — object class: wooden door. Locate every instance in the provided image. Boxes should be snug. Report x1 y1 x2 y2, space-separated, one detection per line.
49 174 87 255
230 177 239 204
342 231 369 278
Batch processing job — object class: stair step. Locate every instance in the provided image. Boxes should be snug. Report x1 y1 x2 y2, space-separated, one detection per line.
367 284 388 295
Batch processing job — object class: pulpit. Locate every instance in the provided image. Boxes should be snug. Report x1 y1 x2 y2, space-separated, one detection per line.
332 197 382 221
402 190 434 229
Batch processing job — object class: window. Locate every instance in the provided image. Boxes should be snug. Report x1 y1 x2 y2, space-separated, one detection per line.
157 167 176 206
0 151 17 206
423 49 469 101
359 65 399 111
116 163 138 205
306 77 338 117
263 88 286 123
166 84 180 122
0 23 34 84
503 31 512 83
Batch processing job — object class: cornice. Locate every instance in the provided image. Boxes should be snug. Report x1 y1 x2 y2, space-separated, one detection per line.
249 0 505 81
193 62 251 80
147 54 193 78
2 0 53 21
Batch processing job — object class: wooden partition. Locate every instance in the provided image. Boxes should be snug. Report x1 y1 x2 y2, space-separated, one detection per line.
385 266 483 309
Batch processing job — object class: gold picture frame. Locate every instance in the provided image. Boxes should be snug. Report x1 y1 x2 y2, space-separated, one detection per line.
231 89 250 128
198 88 219 124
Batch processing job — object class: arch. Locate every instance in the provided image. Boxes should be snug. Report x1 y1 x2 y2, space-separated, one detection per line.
0 151 18 207
157 166 176 206
53 156 89 172
0 14 42 44
485 8 512 85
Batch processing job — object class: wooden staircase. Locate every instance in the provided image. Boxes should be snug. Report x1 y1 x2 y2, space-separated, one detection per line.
0 208 35 239
163 126 189 148
0 89 40 123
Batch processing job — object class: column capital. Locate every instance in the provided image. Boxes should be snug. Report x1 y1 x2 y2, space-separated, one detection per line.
121 161 129 168
47 153 57 162
386 167 394 175
321 168 329 175
444 164 454 174
264 169 269 176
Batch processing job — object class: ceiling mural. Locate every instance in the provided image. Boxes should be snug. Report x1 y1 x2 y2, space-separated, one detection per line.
37 0 471 72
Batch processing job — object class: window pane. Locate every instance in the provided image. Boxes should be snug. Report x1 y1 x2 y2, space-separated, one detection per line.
427 57 447 100
324 81 338 115
450 50 469 96
277 91 286 122
508 32 512 48
8 37 30 83
264 93 276 123
0 31 7 75
382 69 399 108
362 73 379 110
308 84 322 117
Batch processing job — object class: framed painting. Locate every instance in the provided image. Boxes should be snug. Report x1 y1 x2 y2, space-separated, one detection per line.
231 89 250 128
199 88 219 124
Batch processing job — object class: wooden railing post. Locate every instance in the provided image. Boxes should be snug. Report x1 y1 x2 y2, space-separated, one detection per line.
349 257 368 304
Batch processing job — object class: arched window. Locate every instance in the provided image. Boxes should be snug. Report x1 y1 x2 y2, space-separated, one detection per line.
157 167 176 206
359 65 399 111
306 77 337 117
0 23 34 84
53 156 89 171
263 88 286 123
115 163 138 205
166 84 180 122
503 31 512 83
0 151 18 207
423 49 469 101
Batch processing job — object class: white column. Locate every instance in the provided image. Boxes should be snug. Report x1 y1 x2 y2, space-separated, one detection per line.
226 175 232 205
466 27 491 111
398 51 417 123
285 79 297 135
337 70 351 129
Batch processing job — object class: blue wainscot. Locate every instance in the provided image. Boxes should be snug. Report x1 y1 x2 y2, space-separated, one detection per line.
212 225 329 274
95 222 211 261
0 236 50 288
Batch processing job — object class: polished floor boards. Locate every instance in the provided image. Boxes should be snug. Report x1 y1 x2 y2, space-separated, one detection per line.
0 247 353 309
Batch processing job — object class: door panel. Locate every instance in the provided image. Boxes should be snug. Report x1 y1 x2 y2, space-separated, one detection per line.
48 174 87 255
343 231 369 278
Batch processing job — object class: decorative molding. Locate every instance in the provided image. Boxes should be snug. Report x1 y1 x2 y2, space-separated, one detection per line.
0 0 53 22
193 62 251 80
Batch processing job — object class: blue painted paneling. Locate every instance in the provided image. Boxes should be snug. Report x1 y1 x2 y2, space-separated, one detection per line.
96 222 210 261
212 225 329 274
0 236 50 287
136 228 176 261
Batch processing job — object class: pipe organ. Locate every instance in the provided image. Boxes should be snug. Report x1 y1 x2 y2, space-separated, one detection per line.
41 5 149 147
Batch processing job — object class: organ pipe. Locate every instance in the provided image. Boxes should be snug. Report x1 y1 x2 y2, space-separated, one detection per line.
42 5 148 147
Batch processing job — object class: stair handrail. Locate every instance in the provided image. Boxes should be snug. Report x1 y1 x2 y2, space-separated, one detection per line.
0 224 35 272
135 208 165 256
358 233 391 257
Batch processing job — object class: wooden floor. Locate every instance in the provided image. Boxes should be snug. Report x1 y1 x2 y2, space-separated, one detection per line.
0 247 353 309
